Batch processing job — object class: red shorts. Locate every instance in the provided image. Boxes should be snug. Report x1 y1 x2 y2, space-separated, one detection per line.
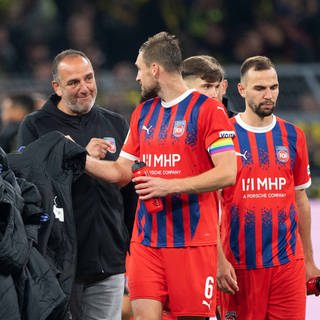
128 242 218 317
220 259 306 320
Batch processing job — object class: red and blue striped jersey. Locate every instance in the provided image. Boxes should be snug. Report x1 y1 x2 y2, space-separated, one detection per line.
120 89 235 248
221 114 311 269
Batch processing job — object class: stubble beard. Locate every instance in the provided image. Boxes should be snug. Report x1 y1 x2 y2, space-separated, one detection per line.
250 101 275 118
67 93 96 115
141 83 161 101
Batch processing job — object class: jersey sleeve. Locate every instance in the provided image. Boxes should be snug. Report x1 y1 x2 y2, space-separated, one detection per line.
120 104 142 161
199 99 235 150
294 127 311 189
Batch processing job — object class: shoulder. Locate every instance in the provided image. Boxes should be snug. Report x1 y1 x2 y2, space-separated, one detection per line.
141 97 161 108
276 116 305 134
21 109 45 124
276 117 307 146
195 93 226 110
197 95 230 119
130 97 160 117
94 106 127 122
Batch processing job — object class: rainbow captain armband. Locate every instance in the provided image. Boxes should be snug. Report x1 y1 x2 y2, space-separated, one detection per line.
208 138 234 156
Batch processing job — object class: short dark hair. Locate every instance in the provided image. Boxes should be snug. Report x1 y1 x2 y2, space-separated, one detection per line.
52 49 91 81
7 94 35 113
182 55 224 83
240 56 275 80
139 31 182 73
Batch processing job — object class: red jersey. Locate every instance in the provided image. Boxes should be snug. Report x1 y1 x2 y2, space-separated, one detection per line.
221 114 311 269
120 89 235 248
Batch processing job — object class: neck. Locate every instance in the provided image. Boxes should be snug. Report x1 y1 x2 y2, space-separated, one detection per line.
240 110 274 127
158 74 190 102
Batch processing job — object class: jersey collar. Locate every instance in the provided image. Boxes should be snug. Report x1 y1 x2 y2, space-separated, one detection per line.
161 89 195 108
235 113 277 133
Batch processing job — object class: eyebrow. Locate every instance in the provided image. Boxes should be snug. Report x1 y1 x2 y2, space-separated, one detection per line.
253 83 278 88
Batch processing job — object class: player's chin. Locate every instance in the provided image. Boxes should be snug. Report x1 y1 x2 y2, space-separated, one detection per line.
260 105 274 114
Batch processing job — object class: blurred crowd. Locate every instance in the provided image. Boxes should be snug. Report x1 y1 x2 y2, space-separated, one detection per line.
0 0 319 79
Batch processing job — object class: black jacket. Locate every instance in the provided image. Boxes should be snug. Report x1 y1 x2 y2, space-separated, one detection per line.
0 147 67 320
17 94 136 280
0 166 28 320
8 131 87 300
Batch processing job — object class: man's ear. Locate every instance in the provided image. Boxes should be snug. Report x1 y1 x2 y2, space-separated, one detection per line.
151 63 160 78
237 82 246 98
221 79 228 96
52 80 62 97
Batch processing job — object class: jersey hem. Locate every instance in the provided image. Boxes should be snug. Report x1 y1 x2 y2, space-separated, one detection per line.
131 239 217 248
231 256 305 270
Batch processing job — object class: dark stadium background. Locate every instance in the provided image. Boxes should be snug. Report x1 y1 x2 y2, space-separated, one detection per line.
0 1 318 318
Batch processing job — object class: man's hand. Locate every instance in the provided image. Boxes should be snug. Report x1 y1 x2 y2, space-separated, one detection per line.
86 138 112 159
305 260 320 283
217 253 239 294
132 176 173 199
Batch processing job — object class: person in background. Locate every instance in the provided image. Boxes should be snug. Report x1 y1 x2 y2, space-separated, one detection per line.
182 55 239 320
182 54 238 117
30 92 46 109
182 55 227 102
0 93 36 153
85 31 237 320
17 49 137 320
219 55 320 319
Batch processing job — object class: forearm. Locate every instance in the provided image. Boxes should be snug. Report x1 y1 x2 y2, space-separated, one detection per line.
85 155 133 187
296 190 320 279
217 223 239 294
172 167 235 194
133 151 236 199
172 149 237 194
297 194 314 263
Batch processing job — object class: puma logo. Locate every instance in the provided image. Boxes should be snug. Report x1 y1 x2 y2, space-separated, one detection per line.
236 150 248 160
142 125 152 134
202 299 212 310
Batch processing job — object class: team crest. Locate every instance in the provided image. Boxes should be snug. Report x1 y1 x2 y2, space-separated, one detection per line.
276 146 289 163
225 311 237 320
103 137 116 154
173 120 186 137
